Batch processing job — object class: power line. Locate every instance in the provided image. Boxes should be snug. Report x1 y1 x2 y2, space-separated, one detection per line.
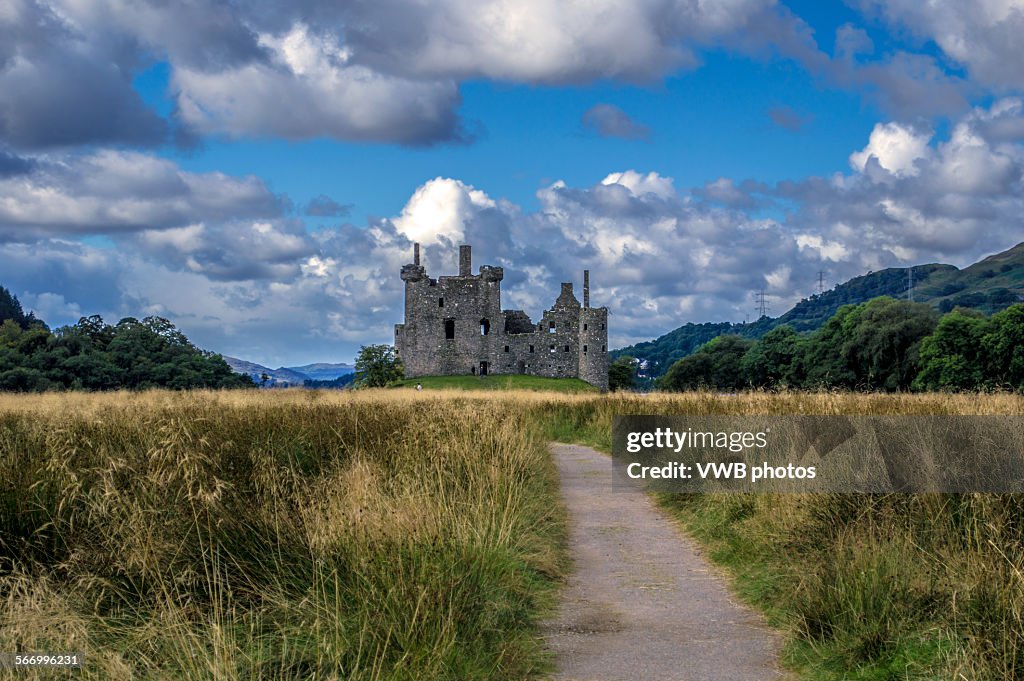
816 270 826 294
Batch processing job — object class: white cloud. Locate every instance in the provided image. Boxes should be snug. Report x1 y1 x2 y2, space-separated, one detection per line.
859 0 1024 90
600 170 676 199
849 122 932 176
392 177 496 246
0 150 282 238
173 23 463 144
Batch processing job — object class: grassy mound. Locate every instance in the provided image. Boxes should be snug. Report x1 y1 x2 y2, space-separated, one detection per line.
395 375 598 393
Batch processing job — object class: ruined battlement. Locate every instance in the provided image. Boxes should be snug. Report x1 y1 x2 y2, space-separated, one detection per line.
394 243 609 390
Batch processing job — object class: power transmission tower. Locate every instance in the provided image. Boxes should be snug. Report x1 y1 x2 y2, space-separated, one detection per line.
906 266 914 302
754 289 770 318
816 271 826 294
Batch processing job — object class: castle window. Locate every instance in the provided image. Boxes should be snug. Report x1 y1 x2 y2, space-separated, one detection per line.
504 345 509 353
445 319 455 339
584 323 588 331
564 345 570 352
548 322 556 333
583 345 588 353
549 345 556 353
529 345 534 353
602 344 606 352
600 323 605 330
480 318 490 336
438 298 444 307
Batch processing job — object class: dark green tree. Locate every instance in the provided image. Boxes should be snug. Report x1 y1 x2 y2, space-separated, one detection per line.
661 335 754 391
982 304 1024 391
608 356 638 391
913 308 990 391
0 286 43 330
354 344 404 388
740 325 800 388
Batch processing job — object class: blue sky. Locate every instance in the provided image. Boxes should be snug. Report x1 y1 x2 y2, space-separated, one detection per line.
2 0 1024 366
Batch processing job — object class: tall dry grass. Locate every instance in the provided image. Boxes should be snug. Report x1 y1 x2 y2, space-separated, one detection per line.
0 389 566 680
3 387 1023 679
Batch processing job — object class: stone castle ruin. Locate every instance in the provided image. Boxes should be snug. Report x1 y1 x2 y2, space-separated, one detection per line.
395 244 609 390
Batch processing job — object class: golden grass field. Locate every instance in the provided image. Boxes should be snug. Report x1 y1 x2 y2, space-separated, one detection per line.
1 388 1023 679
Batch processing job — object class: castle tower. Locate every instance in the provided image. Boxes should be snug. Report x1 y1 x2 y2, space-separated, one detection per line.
578 270 609 391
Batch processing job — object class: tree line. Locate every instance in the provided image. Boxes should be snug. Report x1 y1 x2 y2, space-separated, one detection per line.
0 286 252 392
611 297 1024 392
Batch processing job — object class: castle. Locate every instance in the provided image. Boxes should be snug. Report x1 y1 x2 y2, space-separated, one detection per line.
395 244 609 390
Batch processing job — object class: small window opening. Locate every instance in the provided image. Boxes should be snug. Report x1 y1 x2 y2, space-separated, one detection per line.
548 322 556 333
529 345 534 353
564 345 570 352
600 323 605 330
549 345 556 353
438 297 444 307
583 345 588 353
583 323 588 331
480 318 490 336
444 319 455 339
601 344 606 352
504 345 510 352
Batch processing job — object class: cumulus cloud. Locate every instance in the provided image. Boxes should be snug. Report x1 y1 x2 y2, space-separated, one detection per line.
849 122 932 176
133 220 315 281
784 100 1024 264
172 23 467 144
0 0 168 149
0 150 283 239
392 177 501 246
858 0 1024 91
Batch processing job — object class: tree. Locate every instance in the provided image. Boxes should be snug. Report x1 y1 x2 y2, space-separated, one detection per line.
0 286 42 330
740 325 800 388
982 303 1024 391
354 344 404 388
660 335 754 391
608 356 638 391
913 308 989 391
800 297 936 391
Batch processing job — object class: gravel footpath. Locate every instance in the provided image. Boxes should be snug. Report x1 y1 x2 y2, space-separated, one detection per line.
542 443 785 681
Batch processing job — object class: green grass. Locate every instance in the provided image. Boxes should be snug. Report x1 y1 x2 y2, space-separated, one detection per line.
395 375 598 393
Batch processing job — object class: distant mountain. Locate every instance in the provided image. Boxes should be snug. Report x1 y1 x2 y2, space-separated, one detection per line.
615 242 1024 376
223 357 356 387
285 362 354 381
223 357 311 387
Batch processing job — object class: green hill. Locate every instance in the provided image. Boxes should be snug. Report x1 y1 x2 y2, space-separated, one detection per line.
615 242 1024 376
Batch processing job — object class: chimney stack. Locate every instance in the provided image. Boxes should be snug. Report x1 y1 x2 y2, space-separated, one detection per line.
413 242 420 266
459 245 472 277
583 270 590 308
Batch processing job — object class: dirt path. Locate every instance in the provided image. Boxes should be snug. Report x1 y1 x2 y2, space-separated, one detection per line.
543 443 784 681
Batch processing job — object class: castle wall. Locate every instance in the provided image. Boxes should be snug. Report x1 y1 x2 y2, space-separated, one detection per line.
395 245 609 389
